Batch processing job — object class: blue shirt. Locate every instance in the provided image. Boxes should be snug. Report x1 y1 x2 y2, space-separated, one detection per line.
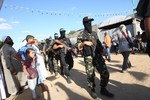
18 44 37 60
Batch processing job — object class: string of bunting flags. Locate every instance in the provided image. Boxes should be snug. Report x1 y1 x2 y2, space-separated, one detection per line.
3 4 133 17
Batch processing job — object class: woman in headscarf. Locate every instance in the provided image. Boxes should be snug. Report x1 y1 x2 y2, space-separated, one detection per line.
0 36 22 96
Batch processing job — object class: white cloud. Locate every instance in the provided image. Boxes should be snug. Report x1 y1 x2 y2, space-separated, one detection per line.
0 18 6 23
0 23 12 30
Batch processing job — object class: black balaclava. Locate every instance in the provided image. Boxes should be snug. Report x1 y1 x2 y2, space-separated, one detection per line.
83 16 94 33
60 28 66 38
83 21 92 33
54 33 59 39
46 39 50 44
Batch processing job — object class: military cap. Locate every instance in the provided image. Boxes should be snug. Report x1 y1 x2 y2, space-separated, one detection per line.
54 33 58 36
59 28 66 32
83 16 94 23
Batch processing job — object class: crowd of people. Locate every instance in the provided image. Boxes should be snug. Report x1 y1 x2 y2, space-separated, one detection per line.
0 19 149 100
0 25 78 99
0 18 142 100
0 16 114 100
0 0 150 99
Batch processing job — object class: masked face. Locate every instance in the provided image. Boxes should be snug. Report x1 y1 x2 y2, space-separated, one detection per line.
84 21 92 33
54 36 58 39
5 36 14 46
46 39 50 44
60 31 66 38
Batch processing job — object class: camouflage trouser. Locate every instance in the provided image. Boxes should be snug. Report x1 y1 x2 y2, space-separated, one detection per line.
84 56 96 89
48 55 59 73
84 55 109 89
53 56 59 73
48 56 53 73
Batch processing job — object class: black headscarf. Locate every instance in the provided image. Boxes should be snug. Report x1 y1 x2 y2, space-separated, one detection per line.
4 36 14 46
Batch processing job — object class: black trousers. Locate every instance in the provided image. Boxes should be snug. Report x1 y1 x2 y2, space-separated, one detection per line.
121 51 131 70
60 52 70 76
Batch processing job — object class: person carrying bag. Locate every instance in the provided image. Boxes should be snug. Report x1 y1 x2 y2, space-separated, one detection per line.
121 30 134 48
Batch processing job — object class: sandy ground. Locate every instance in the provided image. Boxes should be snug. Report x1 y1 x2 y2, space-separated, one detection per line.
6 53 150 100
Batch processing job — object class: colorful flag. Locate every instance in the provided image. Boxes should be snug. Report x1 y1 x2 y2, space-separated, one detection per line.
131 0 134 6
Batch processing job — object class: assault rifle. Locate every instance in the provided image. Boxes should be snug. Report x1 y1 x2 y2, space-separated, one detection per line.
81 32 105 57
81 32 96 57
44 39 58 55
55 40 78 57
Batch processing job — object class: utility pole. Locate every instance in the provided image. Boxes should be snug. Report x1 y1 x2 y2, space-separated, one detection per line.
131 0 137 36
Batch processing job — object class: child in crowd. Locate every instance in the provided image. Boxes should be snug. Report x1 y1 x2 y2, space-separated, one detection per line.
22 48 38 100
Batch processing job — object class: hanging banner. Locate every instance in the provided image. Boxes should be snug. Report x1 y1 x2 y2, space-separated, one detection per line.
131 0 135 6
3 4 133 17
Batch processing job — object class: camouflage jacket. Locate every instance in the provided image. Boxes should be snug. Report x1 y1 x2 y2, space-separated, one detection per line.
77 30 103 57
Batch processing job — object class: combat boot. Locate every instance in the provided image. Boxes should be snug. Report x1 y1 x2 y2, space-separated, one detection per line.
90 88 101 100
55 72 58 76
100 87 114 98
49 69 54 75
67 76 72 84
54 72 59 78
60 66 64 75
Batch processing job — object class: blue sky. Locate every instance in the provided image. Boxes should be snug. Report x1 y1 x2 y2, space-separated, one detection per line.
0 0 139 50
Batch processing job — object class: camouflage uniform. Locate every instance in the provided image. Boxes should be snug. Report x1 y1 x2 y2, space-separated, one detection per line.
77 31 109 90
58 28 73 83
58 37 73 77
52 41 60 74
43 39 59 74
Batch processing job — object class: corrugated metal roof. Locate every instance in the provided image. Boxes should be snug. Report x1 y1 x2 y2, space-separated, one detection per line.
98 16 133 30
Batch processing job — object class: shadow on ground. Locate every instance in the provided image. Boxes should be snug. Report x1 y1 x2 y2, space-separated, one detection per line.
103 79 150 100
15 85 51 100
55 82 90 100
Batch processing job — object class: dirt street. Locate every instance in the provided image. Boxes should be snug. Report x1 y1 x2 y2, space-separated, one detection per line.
6 53 150 100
